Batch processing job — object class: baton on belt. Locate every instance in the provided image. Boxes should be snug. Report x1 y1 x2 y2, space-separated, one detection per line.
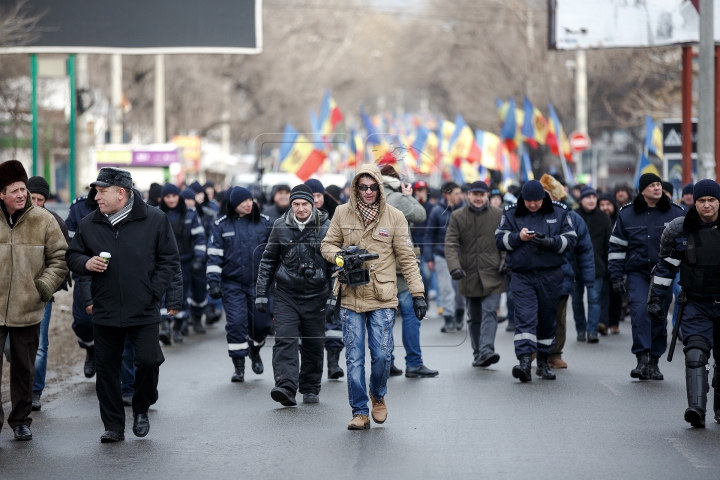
667 289 686 362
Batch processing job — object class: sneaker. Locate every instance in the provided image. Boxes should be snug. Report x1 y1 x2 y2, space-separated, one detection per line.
347 414 370 430
405 365 439 377
302 393 319 404
474 353 500 368
577 331 587 342
32 393 42 411
587 332 599 343
369 393 387 424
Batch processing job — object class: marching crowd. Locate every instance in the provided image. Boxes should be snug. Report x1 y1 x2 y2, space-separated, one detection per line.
2 155 720 439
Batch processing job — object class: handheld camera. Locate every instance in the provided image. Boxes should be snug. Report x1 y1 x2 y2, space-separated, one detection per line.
335 245 379 287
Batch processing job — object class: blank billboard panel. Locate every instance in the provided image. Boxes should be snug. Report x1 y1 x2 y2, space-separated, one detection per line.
550 0 720 50
0 0 262 54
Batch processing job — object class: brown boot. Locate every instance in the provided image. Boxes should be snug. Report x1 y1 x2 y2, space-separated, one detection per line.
548 357 568 369
369 393 387 424
610 326 620 334
347 414 370 430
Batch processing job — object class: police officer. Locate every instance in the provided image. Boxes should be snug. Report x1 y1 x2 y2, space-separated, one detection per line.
495 180 577 382
608 173 684 380
159 183 207 341
207 187 272 382
256 184 334 406
649 180 720 427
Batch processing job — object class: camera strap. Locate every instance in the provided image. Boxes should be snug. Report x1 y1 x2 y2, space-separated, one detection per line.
281 225 317 257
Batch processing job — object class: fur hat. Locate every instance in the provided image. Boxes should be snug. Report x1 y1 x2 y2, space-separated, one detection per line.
0 160 28 191
539 173 566 200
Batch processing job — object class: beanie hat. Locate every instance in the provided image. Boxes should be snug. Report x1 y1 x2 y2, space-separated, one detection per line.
521 180 546 201
289 184 314 205
203 181 215 189
579 186 597 201
189 181 204 193
661 181 674 196
27 176 50 199
149 183 162 199
180 188 196 200
304 179 325 195
693 179 720 203
0 160 29 191
682 183 695 196
638 173 662 194
161 183 181 198
229 187 253 209
539 174 566 200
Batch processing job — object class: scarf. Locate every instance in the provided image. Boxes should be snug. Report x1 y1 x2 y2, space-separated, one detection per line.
357 195 380 228
107 191 134 226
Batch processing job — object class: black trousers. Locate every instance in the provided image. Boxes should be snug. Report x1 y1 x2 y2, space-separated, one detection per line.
272 289 326 395
94 323 165 432
0 324 40 430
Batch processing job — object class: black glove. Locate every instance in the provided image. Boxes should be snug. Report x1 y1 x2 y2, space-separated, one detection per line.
531 236 556 251
612 279 626 294
255 297 268 314
325 298 336 323
647 296 665 323
413 296 428 320
498 261 509 275
208 285 223 299
450 268 466 280
191 257 204 273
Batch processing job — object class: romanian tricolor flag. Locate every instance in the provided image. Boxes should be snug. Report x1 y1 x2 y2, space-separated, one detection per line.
645 115 663 160
547 103 573 162
279 124 327 181
448 114 481 165
361 105 389 161
319 90 343 139
521 97 551 148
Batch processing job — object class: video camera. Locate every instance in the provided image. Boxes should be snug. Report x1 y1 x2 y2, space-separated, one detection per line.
335 245 379 287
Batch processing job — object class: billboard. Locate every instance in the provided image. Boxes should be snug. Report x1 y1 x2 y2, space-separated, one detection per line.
549 0 720 50
0 0 262 54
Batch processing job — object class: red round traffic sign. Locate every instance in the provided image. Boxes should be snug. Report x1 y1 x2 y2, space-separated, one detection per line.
569 131 591 153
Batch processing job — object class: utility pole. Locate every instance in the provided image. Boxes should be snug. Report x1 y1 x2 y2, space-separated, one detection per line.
574 48 588 176
154 54 166 144
110 54 123 144
698 0 715 179
76 54 90 193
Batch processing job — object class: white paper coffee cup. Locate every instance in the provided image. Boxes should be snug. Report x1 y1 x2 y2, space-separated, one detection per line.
99 252 111 264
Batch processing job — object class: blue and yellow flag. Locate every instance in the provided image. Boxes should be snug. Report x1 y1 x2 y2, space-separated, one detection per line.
633 151 661 189
645 115 664 160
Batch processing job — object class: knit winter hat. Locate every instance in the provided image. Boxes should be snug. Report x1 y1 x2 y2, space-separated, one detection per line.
693 179 720 203
289 184 314 205
189 181 204 194
229 187 253 209
579 186 597 200
661 181 674 196
161 183 181 198
149 183 162 199
638 173 662 194
682 183 695 196
521 180 546 201
304 179 325 195
0 160 28 191
180 188 196 200
27 176 50 199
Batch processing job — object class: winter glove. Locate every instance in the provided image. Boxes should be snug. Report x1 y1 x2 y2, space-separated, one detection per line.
326 298 336 323
191 256 205 273
612 279 626 294
413 296 428 321
450 268 467 280
647 295 665 324
531 235 556 251
498 261 509 275
255 297 268 314
35 279 53 303
208 285 223 299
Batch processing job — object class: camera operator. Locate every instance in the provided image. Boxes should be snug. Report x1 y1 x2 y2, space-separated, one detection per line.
256 185 334 407
321 164 426 430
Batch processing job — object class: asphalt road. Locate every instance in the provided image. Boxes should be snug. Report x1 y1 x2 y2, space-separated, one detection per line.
1 306 719 479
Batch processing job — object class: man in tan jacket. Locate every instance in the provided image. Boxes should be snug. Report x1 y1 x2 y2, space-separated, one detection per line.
0 160 68 441
321 163 426 430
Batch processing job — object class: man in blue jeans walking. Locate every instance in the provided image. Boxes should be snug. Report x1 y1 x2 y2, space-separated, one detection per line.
321 164 426 430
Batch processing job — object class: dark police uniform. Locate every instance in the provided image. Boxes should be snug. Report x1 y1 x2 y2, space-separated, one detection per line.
608 193 684 378
650 205 720 427
495 192 577 380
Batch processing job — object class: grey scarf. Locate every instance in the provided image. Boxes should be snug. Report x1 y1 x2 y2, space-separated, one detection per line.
107 191 134 226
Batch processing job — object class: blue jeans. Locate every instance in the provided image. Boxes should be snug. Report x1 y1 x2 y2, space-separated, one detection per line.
390 290 423 368
121 335 136 397
340 307 395 416
33 302 53 395
572 277 604 334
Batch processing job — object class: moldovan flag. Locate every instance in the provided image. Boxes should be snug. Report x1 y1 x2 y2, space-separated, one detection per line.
361 105 389 161
449 114 481 164
521 96 551 148
497 97 525 151
475 130 504 170
437 119 456 160
411 126 439 174
547 103 573 162
348 129 364 166
279 124 327 181
633 151 661 189
320 90 343 138
645 115 664 160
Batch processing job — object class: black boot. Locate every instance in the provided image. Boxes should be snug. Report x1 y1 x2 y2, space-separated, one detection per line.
205 307 221 325
648 355 664 380
247 342 264 375
630 352 650 380
159 319 172 346
191 314 206 334
536 356 556 380
685 364 708 428
440 315 456 333
714 364 720 424
455 309 465 331
389 363 403 376
231 357 245 383
84 347 96 378
505 318 515 332
327 349 344 379
172 318 184 344
512 354 532 382
181 318 189 336
468 321 482 366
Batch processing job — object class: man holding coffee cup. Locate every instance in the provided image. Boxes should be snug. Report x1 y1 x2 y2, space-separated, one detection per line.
66 167 180 443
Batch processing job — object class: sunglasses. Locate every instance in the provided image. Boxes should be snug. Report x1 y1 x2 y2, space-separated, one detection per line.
358 184 379 192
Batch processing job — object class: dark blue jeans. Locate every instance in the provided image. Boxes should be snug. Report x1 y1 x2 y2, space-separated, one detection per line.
33 302 52 395
390 289 423 368
572 277 604 334
121 335 135 397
